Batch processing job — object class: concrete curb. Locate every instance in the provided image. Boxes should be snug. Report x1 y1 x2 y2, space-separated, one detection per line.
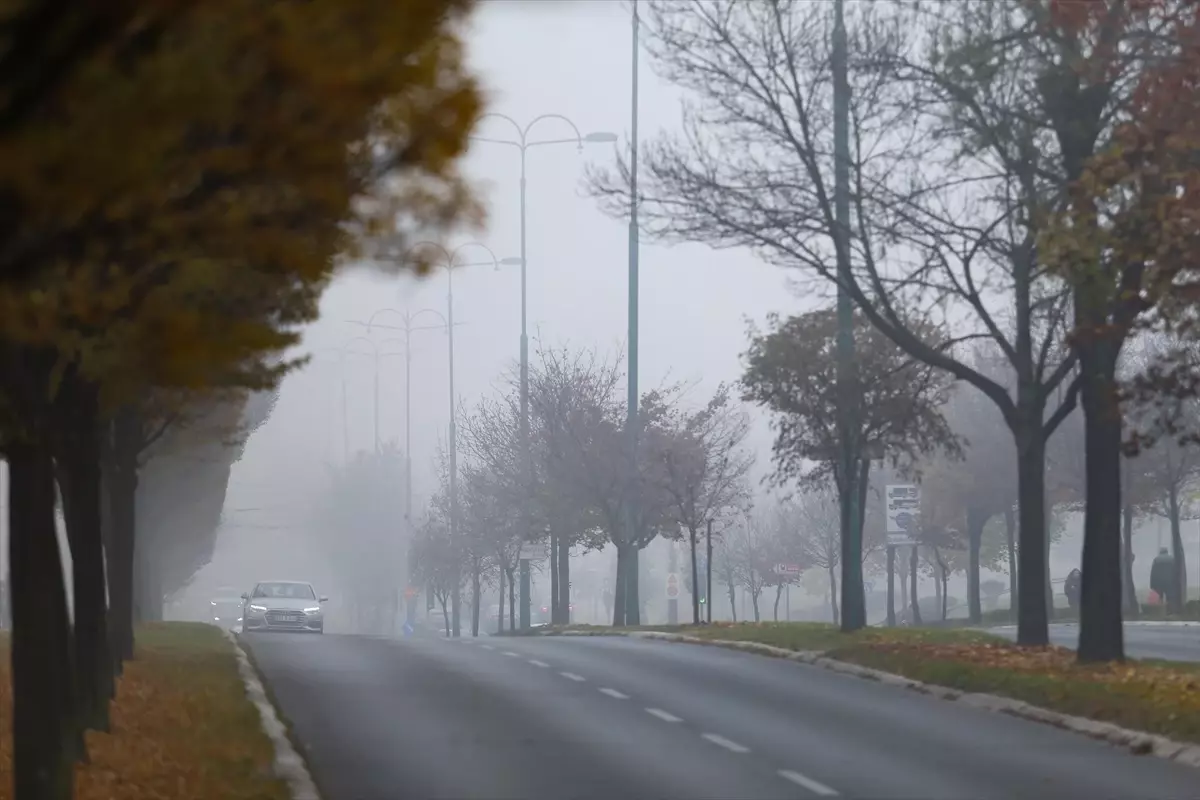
581 630 1200 769
988 621 1200 629
225 632 322 800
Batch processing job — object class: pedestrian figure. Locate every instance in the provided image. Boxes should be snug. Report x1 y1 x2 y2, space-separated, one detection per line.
1150 547 1178 613
1065 568 1082 612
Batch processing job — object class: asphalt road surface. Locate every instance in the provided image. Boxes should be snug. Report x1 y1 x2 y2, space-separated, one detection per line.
988 623 1200 662
243 632 1200 800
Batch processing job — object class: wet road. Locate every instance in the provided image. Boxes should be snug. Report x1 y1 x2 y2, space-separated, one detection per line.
988 623 1200 662
243 632 1200 800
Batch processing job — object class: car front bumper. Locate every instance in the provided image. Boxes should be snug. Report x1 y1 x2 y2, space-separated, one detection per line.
243 611 323 632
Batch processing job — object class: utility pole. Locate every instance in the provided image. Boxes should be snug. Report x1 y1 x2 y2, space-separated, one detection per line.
832 0 864 632
620 0 641 628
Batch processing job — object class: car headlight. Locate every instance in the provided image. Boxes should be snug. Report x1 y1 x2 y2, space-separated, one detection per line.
248 604 267 613
304 607 321 614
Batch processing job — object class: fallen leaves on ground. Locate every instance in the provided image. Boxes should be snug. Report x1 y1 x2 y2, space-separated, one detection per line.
833 640 1200 744
1 623 289 800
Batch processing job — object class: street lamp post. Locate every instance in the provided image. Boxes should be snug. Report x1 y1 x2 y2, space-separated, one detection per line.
338 336 408 454
472 113 616 629
832 0 864 632
349 308 451 627
622 0 642 627
365 241 513 637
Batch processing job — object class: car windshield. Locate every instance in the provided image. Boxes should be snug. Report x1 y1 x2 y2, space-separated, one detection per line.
252 582 316 600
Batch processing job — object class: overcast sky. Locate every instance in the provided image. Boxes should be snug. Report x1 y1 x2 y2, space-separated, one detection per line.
208 0 796 579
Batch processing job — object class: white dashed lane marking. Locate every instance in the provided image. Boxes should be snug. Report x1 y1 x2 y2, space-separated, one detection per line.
644 707 682 723
528 659 550 668
479 644 494 650
503 651 520 657
701 733 750 754
560 672 586 682
598 687 629 699
778 770 839 796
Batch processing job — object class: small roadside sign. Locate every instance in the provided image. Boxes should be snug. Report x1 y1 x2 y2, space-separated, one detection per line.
666 572 680 600
886 484 920 546
772 564 802 576
520 543 549 561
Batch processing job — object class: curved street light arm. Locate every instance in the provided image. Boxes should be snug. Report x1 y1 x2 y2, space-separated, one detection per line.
364 307 410 333
339 336 379 360
524 113 584 148
476 111 525 145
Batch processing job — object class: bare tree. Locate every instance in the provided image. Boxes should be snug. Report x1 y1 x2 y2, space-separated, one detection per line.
653 383 754 623
587 0 1082 647
788 485 843 625
527 344 677 625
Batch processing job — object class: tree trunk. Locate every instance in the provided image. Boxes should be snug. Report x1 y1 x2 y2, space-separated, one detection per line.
1077 340 1125 663
612 546 626 626
1168 486 1187 615
932 556 943 618
558 533 571 624
58 429 114 733
827 563 839 626
107 407 141 664
726 579 737 622
470 564 481 637
507 567 516 632
750 587 761 622
496 565 505 634
773 584 783 621
1121 503 1138 615
1014 421 1048 645
9 443 77 800
966 507 988 624
886 546 896 627
909 546 922 626
549 530 559 624
689 527 700 624
839 457 871 632
1004 507 1017 619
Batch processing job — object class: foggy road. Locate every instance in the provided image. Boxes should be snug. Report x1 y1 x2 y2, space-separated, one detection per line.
243 632 1198 800
988 623 1200 662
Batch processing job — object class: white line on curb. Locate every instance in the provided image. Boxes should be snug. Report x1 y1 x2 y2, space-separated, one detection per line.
645 707 683 723
561 671 586 682
778 769 838 796
701 733 749 753
529 659 550 668
226 633 321 800
598 687 629 699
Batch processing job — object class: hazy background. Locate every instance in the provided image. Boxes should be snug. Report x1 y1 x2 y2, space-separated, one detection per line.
172 0 1196 621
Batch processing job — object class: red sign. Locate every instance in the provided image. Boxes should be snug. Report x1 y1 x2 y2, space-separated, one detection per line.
666 572 680 599
404 586 420 599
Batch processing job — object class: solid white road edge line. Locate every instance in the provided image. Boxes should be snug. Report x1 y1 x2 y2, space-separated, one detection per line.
778 769 839 796
598 687 629 699
226 632 321 800
624 631 1200 769
529 659 551 668
644 707 683 723
701 733 750 753
561 671 586 681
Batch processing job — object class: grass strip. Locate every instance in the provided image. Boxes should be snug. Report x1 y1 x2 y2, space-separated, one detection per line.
0 622 289 800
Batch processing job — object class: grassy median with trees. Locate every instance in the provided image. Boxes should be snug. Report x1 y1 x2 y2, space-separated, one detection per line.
0 624 288 800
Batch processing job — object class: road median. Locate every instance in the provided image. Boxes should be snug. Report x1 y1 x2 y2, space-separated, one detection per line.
1 622 291 800
539 622 1200 761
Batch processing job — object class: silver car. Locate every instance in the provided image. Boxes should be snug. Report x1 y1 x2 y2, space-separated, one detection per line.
241 580 327 634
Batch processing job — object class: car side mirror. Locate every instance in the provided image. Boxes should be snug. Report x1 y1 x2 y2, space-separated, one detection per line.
241 593 249 601
319 596 329 603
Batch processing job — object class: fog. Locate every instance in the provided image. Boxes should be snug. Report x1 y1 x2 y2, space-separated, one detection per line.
167 0 1200 630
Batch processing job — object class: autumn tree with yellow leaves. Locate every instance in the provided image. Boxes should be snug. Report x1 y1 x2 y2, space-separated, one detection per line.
0 2 485 798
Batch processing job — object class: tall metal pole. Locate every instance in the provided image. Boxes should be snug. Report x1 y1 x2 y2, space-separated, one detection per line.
404 325 415 628
621 0 641 626
833 0 863 632
340 362 349 463
518 146 532 631
372 350 380 454
446 268 461 638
